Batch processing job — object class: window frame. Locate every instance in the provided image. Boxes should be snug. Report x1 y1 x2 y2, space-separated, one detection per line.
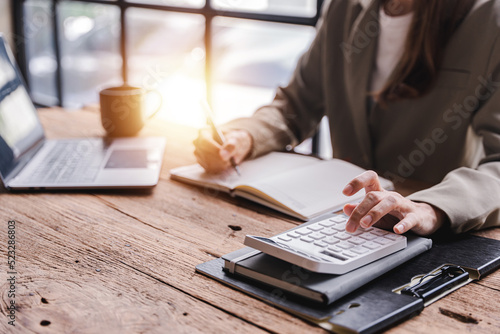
12 0 324 150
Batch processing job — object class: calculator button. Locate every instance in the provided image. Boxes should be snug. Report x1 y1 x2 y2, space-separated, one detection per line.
373 237 392 245
347 237 365 245
335 232 351 240
359 233 377 241
307 225 324 232
363 241 381 250
371 229 388 236
300 236 315 243
330 216 347 223
323 237 340 245
295 229 312 236
314 241 329 248
320 228 337 236
319 220 335 227
327 245 343 253
342 251 358 258
383 234 404 241
332 222 347 231
337 242 354 250
309 232 326 240
277 235 292 242
351 246 370 254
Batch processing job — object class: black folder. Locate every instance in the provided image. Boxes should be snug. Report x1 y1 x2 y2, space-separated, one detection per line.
196 234 500 334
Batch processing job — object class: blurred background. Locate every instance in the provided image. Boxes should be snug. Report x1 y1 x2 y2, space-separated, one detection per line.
5 0 331 156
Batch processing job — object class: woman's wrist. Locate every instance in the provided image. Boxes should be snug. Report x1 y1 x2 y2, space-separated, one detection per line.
415 202 447 235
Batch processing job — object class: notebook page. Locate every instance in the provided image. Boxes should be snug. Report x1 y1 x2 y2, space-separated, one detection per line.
246 159 369 219
170 152 319 190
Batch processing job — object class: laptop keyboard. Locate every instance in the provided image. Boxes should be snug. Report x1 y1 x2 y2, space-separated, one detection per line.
29 140 106 184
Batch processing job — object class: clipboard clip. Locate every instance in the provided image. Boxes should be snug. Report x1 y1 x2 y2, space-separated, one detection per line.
400 265 470 305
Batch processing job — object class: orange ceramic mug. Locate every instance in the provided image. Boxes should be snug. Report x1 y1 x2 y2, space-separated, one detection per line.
99 85 162 137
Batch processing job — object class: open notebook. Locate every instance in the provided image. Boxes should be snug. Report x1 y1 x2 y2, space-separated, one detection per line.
170 152 393 220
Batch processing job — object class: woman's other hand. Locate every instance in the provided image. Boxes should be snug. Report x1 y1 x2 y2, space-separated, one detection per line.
193 129 253 173
342 171 445 235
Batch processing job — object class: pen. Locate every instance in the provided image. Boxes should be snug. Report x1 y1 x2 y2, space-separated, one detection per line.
201 100 241 176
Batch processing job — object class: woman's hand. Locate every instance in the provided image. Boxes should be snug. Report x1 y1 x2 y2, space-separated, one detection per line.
193 129 253 173
342 171 445 236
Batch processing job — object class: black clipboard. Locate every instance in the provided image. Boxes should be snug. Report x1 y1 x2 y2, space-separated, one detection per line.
196 234 500 334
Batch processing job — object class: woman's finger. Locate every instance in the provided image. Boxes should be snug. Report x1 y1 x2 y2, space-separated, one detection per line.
343 170 382 196
345 191 384 232
343 203 357 216
220 140 236 162
194 129 253 173
359 193 400 228
394 212 419 234
195 147 229 173
194 130 221 153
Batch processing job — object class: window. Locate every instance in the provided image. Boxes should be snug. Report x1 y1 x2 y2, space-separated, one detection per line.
13 0 324 137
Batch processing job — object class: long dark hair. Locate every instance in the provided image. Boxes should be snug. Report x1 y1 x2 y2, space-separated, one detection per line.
375 0 476 104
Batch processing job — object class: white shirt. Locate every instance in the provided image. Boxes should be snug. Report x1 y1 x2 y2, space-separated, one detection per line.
370 8 414 92
370 0 489 93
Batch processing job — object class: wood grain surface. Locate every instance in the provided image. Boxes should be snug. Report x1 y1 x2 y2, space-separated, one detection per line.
0 108 499 333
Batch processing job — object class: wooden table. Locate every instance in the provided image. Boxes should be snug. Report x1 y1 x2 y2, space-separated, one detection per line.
1 108 499 333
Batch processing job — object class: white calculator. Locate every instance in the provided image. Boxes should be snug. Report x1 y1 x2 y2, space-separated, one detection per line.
244 213 407 275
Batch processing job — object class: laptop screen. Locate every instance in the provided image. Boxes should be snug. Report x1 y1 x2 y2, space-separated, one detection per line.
0 36 45 180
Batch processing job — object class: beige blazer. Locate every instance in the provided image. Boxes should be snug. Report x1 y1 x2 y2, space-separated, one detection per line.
223 0 500 233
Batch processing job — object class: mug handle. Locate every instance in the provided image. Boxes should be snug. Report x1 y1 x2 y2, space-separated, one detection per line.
145 90 163 119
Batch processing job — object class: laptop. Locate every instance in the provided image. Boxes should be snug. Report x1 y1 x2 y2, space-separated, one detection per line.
0 35 166 190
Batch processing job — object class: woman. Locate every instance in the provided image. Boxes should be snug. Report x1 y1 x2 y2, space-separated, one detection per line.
194 0 500 236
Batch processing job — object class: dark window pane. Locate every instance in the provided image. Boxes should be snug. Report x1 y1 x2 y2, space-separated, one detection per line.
58 1 122 108
127 9 206 126
24 0 58 106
